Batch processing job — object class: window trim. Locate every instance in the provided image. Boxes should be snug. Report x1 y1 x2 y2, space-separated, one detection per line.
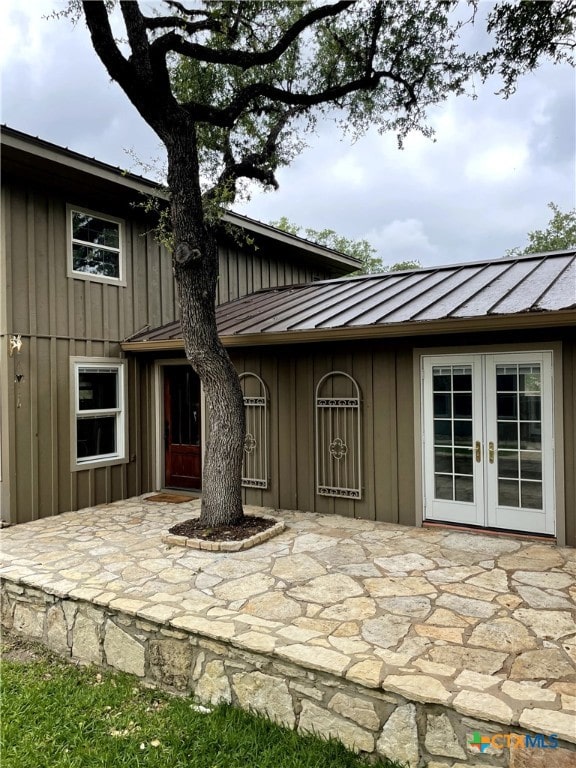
66 205 126 286
70 357 128 471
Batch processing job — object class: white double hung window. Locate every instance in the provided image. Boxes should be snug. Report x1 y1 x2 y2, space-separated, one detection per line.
67 206 125 284
71 359 127 469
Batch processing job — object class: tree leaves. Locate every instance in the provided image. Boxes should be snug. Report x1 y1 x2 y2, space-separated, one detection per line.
506 202 576 255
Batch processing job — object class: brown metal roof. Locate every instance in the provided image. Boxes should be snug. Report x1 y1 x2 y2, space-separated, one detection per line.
123 250 576 350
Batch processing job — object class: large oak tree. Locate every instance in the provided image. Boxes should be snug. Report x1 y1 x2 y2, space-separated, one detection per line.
76 0 574 526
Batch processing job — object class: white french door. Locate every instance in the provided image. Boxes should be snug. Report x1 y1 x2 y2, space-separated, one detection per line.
422 352 555 536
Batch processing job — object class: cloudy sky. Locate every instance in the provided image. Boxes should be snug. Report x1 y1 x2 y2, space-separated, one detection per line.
2 1 575 267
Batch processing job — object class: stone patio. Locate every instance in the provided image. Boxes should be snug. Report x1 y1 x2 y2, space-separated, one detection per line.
1 496 575 767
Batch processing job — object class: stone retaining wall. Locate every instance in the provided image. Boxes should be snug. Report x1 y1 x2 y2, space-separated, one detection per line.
2 580 574 768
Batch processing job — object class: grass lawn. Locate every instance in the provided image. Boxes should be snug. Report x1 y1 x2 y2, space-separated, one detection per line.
1 633 405 768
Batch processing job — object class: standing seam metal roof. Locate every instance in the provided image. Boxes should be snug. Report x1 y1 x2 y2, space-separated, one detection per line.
125 251 576 344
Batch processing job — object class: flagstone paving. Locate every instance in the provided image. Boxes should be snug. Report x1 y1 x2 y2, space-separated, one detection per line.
1 496 575 743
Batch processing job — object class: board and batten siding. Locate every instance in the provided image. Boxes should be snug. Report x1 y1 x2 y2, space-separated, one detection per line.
1 182 179 524
563 338 576 547
232 335 576 547
217 242 327 305
1 180 334 524
231 344 416 526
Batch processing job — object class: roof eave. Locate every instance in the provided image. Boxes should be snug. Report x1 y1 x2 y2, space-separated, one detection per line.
121 309 576 352
1 126 162 197
221 211 361 271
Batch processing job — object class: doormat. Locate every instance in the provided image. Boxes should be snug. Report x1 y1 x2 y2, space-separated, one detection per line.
145 493 198 503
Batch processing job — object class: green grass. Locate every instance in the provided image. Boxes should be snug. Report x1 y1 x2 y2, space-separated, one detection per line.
1 639 404 768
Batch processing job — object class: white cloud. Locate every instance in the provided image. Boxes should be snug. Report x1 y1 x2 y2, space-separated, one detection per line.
0 2 50 71
465 144 529 183
329 152 367 187
364 219 440 267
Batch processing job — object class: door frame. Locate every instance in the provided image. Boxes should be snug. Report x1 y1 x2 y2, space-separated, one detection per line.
412 342 566 544
153 359 206 491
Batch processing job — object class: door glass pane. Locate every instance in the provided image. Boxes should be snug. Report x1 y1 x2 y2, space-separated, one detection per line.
432 365 474 503
435 447 453 473
519 366 541 393
498 478 519 507
455 475 474 502
497 368 517 391
520 453 542 480
453 370 472 391
433 373 451 392
435 474 453 500
498 421 518 449
434 420 452 444
519 395 541 421
520 422 541 450
521 481 542 509
433 393 451 418
496 363 542 510
454 420 472 445
453 393 472 419
497 393 517 420
498 450 519 478
454 448 473 474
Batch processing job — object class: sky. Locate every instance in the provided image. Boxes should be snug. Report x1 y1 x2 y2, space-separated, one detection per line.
1 1 575 268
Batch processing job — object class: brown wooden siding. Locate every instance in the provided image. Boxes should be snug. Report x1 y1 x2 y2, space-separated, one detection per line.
216 243 326 305
232 333 576 547
6 185 178 342
563 339 576 546
2 176 329 524
2 176 182 523
232 344 411 525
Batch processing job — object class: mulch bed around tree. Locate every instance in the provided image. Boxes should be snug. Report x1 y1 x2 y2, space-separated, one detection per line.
168 516 276 542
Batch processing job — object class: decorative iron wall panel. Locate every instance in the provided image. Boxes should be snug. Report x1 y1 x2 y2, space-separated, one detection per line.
315 372 361 499
239 373 268 489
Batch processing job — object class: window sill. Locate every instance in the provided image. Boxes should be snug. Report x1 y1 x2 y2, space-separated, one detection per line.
71 456 129 472
68 270 126 287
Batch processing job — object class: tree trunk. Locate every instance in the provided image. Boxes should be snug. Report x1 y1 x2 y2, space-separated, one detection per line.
166 128 245 526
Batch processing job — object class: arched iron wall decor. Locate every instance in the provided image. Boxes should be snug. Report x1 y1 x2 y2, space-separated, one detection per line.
239 373 269 489
315 371 362 499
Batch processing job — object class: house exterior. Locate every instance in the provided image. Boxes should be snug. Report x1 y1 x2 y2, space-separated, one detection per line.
0 127 358 525
124 252 576 547
3 128 575 547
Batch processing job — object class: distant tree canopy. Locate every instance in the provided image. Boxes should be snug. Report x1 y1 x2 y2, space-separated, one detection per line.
270 217 420 274
507 203 576 256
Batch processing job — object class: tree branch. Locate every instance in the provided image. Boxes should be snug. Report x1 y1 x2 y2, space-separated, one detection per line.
190 66 415 128
142 14 223 35
205 107 301 201
150 1 354 69
81 1 135 86
82 1 181 138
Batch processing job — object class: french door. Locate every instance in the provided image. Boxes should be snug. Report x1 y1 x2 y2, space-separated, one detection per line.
422 352 555 536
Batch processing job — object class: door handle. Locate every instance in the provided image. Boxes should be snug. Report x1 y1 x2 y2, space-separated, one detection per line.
488 441 495 464
475 440 481 463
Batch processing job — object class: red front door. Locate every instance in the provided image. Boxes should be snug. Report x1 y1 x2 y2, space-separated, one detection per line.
164 366 201 489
